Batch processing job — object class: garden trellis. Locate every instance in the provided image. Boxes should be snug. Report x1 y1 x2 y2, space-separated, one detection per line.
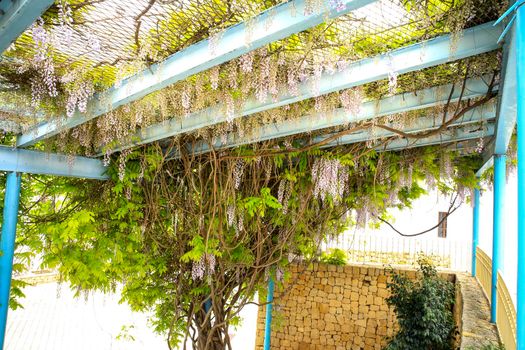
0 0 522 349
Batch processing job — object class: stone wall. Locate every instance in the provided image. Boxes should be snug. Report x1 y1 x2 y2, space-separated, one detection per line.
255 263 456 350
17 271 58 285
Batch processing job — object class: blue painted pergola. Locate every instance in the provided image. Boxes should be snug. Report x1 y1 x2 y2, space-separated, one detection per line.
0 0 523 349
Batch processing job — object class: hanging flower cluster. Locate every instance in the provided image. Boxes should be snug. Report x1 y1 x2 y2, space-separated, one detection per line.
191 253 216 280
227 204 236 227
387 57 398 94
65 81 94 118
425 170 437 190
57 1 74 47
475 137 484 153
25 19 58 107
312 158 349 202
340 88 363 116
329 0 347 12
233 160 245 189
440 153 454 179
278 179 293 214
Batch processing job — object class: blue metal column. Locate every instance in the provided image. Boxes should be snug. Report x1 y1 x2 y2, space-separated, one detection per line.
516 2 525 348
204 298 212 313
491 154 506 323
0 172 22 349
472 187 480 277
263 278 275 350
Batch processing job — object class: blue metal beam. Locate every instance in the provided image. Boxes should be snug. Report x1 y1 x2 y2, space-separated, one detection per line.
174 77 495 156
175 101 495 157
0 147 108 180
169 120 494 162
0 172 21 349
491 154 506 323
316 107 493 148
516 2 525 348
493 15 518 155
16 0 377 147
293 104 496 150
103 22 502 154
263 278 275 350
372 124 495 152
476 154 494 177
477 14 518 177
0 0 53 54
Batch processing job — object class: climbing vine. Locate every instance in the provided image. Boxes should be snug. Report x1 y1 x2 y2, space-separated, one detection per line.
0 1 509 349
2 136 486 349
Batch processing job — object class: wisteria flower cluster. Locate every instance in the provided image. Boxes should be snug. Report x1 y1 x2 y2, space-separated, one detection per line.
191 253 216 280
277 179 293 214
20 3 102 115
340 88 363 116
440 153 454 179
66 81 94 118
386 57 398 94
329 0 347 12
233 160 245 190
312 158 349 202
27 19 58 106
227 204 236 227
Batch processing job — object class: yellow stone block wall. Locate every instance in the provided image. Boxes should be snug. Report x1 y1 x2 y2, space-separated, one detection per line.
255 263 452 350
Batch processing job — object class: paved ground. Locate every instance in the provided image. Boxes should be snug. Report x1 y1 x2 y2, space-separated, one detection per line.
5 282 258 350
458 274 501 349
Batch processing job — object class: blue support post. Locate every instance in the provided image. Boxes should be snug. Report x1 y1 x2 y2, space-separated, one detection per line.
472 187 480 277
204 298 212 313
263 278 275 350
516 2 525 348
491 154 506 323
0 172 22 349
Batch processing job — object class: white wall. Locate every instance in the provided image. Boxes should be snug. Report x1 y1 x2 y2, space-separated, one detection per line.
351 172 519 305
356 186 473 242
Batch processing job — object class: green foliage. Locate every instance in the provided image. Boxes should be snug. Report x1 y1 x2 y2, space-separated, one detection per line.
0 140 486 349
242 187 282 217
320 248 347 266
116 324 136 342
385 257 456 350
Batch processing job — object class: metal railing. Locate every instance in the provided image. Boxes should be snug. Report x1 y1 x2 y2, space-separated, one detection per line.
476 248 517 350
497 273 517 350
476 248 493 301
324 232 471 271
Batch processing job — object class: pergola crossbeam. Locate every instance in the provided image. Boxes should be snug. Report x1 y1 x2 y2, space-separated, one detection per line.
171 102 494 158
0 146 108 180
372 124 494 152
104 22 502 154
493 20 517 155
314 105 495 150
16 0 377 148
177 77 495 156
476 21 517 178
0 0 54 54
